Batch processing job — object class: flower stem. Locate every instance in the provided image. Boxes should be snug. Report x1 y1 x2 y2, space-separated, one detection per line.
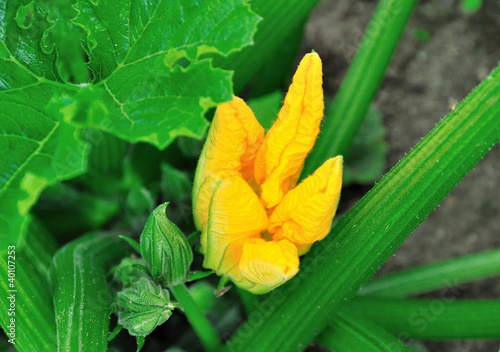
170 283 222 352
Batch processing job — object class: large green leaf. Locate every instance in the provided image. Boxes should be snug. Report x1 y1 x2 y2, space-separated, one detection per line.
64 0 261 148
0 0 260 247
0 2 87 247
59 60 233 149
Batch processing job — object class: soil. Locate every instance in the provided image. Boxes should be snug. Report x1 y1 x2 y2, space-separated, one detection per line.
302 0 500 351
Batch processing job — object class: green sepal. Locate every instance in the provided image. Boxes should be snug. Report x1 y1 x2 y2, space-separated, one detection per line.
186 270 214 282
116 277 178 336
136 336 146 352
112 257 150 288
118 236 141 254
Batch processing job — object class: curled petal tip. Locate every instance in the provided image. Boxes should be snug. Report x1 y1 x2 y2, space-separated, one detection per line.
254 52 324 208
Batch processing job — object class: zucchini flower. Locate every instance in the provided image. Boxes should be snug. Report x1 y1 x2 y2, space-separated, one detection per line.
193 52 342 294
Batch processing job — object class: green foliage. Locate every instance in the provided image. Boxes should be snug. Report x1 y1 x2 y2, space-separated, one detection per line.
64 0 260 148
461 0 483 13
49 233 130 352
0 0 260 247
0 249 57 351
343 105 388 185
2 0 500 351
347 297 500 339
359 248 500 298
117 277 178 336
317 311 414 352
247 91 283 131
412 28 431 42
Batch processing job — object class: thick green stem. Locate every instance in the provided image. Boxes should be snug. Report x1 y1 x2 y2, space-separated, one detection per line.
170 283 221 352
359 248 500 297
303 0 418 177
347 297 500 339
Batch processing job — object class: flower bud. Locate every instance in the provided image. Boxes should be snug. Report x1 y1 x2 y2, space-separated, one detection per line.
140 203 193 286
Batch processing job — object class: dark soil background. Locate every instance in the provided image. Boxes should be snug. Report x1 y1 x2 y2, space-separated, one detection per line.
302 0 500 351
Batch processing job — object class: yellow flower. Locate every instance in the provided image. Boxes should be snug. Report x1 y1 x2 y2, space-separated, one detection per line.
193 52 342 294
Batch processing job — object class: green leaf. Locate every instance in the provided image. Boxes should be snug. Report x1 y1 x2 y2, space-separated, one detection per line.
112 256 150 288
84 131 128 183
247 90 283 131
36 0 90 83
0 2 92 247
61 62 232 149
186 270 214 282
2 2 59 80
347 297 500 339
32 182 120 238
161 163 191 202
64 0 261 149
0 76 87 247
116 277 177 336
18 218 58 282
317 311 414 352
125 185 155 215
170 283 222 352
359 248 500 298
136 336 146 352
118 236 142 254
50 233 130 352
343 105 388 185
461 0 483 13
73 0 261 80
141 203 193 286
214 0 322 94
224 61 500 352
1 0 261 247
0 249 57 351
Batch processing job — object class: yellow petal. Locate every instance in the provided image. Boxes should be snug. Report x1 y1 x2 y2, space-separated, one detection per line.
193 96 265 230
269 156 342 247
238 238 299 294
201 176 268 281
254 52 324 208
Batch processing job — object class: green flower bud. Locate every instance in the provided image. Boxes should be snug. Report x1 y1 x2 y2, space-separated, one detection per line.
140 203 193 286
